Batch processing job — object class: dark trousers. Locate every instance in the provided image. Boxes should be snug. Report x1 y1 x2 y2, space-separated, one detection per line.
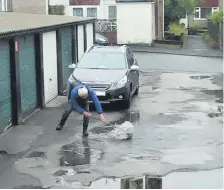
59 99 89 132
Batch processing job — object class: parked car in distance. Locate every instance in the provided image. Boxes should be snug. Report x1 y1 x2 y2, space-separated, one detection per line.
95 33 110 46
67 45 140 109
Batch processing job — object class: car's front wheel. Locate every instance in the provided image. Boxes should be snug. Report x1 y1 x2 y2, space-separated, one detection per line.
123 87 131 109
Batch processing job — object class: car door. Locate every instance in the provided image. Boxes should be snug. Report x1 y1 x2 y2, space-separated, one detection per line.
126 48 137 93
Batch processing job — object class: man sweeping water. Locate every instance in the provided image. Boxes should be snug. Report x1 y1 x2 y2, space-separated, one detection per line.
56 85 105 137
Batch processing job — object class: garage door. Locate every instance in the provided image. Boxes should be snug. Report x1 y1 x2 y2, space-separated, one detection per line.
18 35 37 116
86 23 94 49
0 40 11 129
61 27 73 91
42 31 58 104
78 25 84 61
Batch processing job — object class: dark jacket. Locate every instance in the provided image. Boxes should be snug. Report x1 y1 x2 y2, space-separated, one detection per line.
70 85 103 114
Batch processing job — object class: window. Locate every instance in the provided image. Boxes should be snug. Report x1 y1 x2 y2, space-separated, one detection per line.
212 7 219 14
194 7 219 20
194 7 200 18
200 7 212 19
77 52 126 70
108 6 117 19
87 8 97 18
73 8 83 17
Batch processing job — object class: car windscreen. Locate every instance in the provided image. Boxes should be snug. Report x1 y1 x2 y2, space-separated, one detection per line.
77 52 126 70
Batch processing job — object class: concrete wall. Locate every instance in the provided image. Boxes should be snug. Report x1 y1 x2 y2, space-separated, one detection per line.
12 0 47 14
117 2 155 45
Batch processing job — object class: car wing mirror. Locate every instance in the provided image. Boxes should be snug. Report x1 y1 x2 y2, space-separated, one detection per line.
68 63 76 69
131 65 139 71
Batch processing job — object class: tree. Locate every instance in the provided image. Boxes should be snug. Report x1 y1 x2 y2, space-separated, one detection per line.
178 0 204 28
164 0 204 30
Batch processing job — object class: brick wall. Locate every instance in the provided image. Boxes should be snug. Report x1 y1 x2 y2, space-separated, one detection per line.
12 0 47 14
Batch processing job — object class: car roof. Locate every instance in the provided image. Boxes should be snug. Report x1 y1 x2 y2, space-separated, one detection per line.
87 45 127 54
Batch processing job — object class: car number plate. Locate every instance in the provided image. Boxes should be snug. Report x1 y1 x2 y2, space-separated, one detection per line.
95 91 106 96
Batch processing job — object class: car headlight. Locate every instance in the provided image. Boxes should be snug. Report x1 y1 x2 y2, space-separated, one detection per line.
68 74 78 84
98 37 107 42
113 76 127 88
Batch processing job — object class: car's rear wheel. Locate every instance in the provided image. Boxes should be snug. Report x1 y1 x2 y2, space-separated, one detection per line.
134 85 139 96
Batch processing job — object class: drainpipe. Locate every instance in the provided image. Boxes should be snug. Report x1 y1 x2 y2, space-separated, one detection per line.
157 0 164 40
46 0 49 15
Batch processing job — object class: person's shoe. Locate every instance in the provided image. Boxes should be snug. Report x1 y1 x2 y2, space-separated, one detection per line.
56 124 63 131
82 125 89 137
82 131 89 137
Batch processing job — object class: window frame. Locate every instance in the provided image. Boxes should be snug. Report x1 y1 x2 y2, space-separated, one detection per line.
73 8 83 17
108 6 117 19
194 7 219 20
87 7 97 18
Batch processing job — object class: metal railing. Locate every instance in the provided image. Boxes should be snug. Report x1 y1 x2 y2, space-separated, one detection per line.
95 19 117 32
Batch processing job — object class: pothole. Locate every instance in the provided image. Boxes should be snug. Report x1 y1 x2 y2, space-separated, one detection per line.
14 185 48 189
26 151 46 158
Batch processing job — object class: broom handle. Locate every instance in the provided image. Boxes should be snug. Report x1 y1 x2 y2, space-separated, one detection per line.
90 115 112 126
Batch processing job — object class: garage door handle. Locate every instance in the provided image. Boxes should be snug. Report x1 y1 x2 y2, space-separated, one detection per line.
49 78 52 81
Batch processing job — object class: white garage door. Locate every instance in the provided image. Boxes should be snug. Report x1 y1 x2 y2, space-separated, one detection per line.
86 23 94 50
42 31 58 104
78 25 84 61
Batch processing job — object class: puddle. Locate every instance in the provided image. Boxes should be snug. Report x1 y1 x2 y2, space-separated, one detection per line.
14 185 47 189
59 139 103 166
163 168 223 189
89 178 121 189
189 76 211 80
90 111 139 140
26 151 46 158
109 111 140 125
0 150 7 156
201 89 223 99
89 169 223 189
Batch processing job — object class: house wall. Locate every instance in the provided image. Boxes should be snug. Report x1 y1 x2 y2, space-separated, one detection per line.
49 0 116 19
100 0 116 19
117 2 155 45
64 5 100 18
11 0 47 14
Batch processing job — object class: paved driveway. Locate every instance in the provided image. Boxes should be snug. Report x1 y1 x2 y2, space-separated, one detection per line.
0 52 223 189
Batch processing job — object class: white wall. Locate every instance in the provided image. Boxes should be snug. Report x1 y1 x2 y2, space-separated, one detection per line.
49 0 69 5
180 18 188 28
78 25 84 61
86 23 94 49
117 2 155 45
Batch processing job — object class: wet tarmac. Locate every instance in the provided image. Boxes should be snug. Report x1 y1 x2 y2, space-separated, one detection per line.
0 53 223 188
